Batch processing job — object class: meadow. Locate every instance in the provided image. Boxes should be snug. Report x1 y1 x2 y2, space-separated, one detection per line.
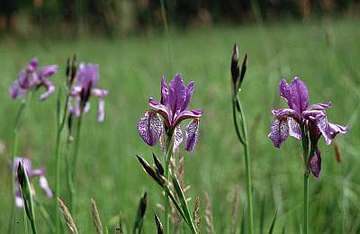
0 17 359 233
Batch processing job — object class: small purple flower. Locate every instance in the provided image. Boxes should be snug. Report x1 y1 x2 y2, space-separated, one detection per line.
69 63 108 122
268 77 348 177
13 157 53 207
9 58 58 101
137 74 202 152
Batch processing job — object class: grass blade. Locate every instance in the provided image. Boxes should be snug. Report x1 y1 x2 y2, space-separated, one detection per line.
155 214 164 234
268 210 278 234
133 192 147 234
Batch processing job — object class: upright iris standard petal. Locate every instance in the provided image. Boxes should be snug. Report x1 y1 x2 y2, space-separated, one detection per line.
289 77 309 113
268 119 289 148
308 149 321 178
181 81 195 111
137 111 164 146
168 74 187 115
185 119 200 152
279 78 309 114
160 76 169 105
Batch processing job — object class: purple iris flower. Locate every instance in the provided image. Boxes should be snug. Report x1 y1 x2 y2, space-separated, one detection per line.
69 63 108 122
268 77 347 177
137 74 202 152
9 58 58 101
13 157 53 207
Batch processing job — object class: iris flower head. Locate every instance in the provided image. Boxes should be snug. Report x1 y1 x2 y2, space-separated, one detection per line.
69 63 108 122
137 74 202 152
268 77 347 177
13 157 53 207
9 58 58 101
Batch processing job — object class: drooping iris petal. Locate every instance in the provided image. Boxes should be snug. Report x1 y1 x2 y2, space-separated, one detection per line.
173 126 183 151
288 118 301 140
308 149 321 177
97 98 105 122
173 109 202 127
185 119 200 152
39 65 58 79
39 79 55 101
168 74 187 115
308 102 331 111
9 82 26 99
137 111 164 146
272 108 300 120
268 119 289 148
148 98 171 127
39 176 53 197
315 115 347 145
15 190 24 207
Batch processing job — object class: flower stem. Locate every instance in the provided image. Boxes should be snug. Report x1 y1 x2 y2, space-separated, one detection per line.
233 96 254 234
69 115 83 213
163 133 173 234
54 87 69 234
301 125 310 234
304 171 309 234
8 95 31 234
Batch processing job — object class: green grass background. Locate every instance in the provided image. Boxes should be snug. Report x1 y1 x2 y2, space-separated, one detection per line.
0 17 359 233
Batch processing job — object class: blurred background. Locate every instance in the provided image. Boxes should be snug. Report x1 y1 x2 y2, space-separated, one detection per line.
0 0 360 233
0 0 359 37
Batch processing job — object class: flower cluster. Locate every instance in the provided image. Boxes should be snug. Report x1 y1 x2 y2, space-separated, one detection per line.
9 58 58 100
69 63 108 122
13 157 52 207
137 74 202 152
268 77 348 177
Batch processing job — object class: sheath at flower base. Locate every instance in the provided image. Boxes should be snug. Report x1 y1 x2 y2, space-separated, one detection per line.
69 63 109 122
268 77 348 177
9 58 58 101
13 157 53 207
137 74 202 152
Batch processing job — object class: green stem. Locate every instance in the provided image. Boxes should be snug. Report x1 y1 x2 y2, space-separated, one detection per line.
163 133 173 234
301 125 310 234
303 172 309 234
8 96 31 234
234 95 254 234
70 115 83 213
55 88 69 234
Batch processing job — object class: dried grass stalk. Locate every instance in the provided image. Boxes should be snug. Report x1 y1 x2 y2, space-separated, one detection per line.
90 198 103 234
57 197 78 234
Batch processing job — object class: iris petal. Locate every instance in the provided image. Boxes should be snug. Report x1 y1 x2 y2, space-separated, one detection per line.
308 149 321 178
185 119 200 152
268 119 289 148
137 111 164 146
